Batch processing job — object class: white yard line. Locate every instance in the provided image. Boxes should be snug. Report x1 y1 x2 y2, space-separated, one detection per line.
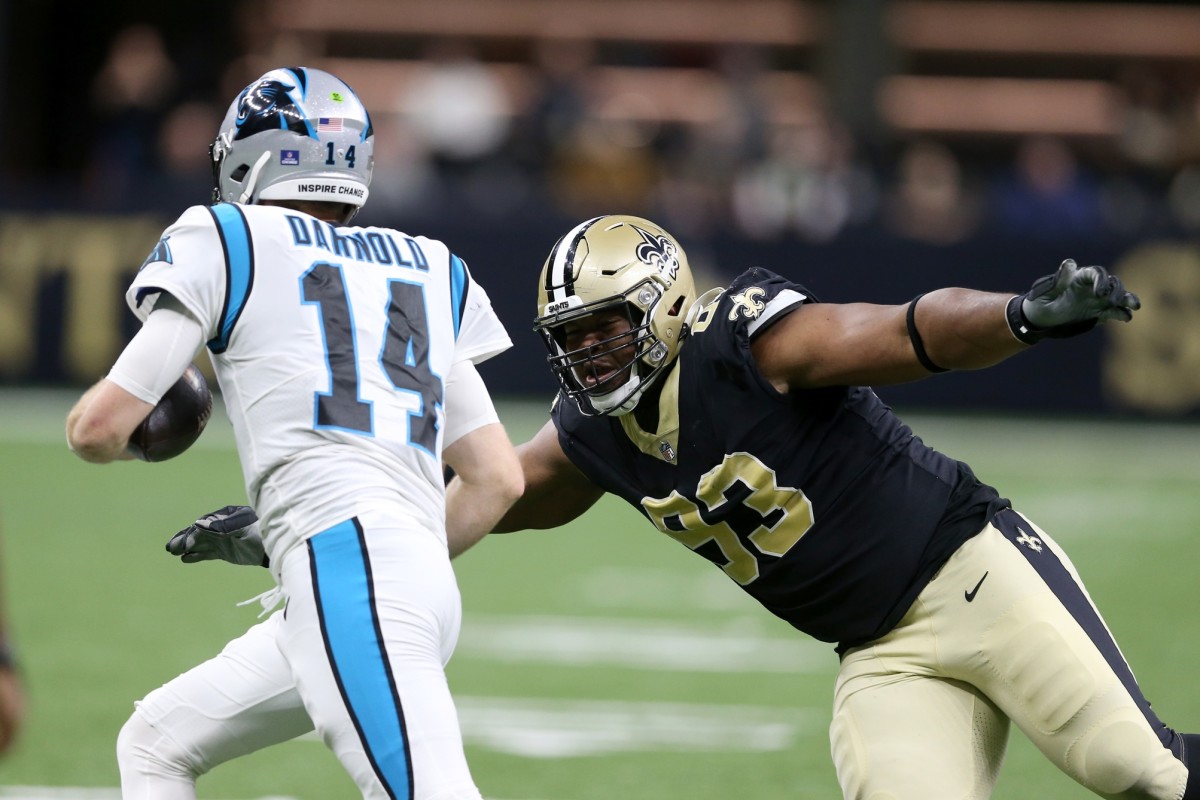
454 695 818 758
457 613 832 673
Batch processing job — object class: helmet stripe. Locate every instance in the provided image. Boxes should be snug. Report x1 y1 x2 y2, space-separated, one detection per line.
548 216 603 305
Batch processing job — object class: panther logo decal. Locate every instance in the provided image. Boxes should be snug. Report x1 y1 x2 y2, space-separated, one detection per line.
139 236 173 271
632 225 680 281
234 78 308 141
728 287 766 320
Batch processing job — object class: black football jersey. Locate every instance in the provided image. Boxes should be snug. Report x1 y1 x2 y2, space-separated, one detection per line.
551 267 1010 651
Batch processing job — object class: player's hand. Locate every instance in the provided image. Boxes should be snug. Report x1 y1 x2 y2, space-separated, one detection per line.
1008 259 1141 344
166 505 268 567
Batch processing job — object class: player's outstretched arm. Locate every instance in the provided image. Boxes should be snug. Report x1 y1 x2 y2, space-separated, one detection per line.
444 422 524 559
753 259 1139 390
490 420 605 534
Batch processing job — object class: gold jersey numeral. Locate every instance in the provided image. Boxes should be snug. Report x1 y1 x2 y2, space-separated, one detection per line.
641 452 814 585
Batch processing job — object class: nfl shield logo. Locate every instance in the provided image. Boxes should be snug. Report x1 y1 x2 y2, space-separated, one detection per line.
280 150 300 165
658 441 676 461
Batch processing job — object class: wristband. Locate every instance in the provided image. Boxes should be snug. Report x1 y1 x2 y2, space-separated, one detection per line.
1005 295 1043 345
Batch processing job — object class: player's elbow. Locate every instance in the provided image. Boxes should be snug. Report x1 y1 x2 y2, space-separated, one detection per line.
487 459 525 510
67 414 128 463
502 467 525 506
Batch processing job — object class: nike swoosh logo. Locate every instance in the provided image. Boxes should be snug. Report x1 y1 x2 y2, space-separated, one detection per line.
964 571 989 602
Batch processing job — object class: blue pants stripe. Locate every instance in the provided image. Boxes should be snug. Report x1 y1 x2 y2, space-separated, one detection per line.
308 519 412 799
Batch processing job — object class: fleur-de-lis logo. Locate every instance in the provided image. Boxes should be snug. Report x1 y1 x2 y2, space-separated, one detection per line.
632 226 680 281
729 287 766 320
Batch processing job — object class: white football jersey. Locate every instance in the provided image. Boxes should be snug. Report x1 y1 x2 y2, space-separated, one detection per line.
126 203 511 561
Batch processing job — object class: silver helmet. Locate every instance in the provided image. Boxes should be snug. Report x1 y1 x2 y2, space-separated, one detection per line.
210 67 374 216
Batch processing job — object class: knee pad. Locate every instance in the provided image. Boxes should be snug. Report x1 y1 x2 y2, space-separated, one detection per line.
117 710 201 782
1073 714 1187 799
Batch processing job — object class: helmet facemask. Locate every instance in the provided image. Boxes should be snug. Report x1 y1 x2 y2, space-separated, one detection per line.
538 278 681 416
535 216 696 417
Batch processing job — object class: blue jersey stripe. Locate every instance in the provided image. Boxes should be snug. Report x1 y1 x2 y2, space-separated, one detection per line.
309 520 412 799
207 204 255 354
449 254 468 339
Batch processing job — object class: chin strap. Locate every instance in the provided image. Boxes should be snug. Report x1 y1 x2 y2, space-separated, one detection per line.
237 151 272 204
590 373 642 416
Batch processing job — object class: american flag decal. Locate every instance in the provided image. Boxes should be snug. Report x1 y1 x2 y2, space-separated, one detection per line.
317 117 343 132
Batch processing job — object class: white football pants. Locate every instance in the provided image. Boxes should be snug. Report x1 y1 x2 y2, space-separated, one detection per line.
118 512 481 800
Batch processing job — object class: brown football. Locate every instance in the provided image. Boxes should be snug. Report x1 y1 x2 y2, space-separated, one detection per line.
127 364 213 462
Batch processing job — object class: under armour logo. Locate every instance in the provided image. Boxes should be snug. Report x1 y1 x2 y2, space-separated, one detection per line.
1015 531 1043 552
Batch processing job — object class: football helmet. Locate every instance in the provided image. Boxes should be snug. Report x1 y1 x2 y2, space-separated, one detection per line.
535 215 696 416
210 66 374 217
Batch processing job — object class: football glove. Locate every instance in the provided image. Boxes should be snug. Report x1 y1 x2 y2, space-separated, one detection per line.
1007 259 1140 345
166 505 268 568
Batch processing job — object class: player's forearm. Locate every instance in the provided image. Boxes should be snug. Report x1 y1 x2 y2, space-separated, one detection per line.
442 422 525 558
66 381 143 462
911 288 1028 372
445 474 523 558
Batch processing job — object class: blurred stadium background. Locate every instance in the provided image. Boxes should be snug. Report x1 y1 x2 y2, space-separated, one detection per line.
2 0 1200 797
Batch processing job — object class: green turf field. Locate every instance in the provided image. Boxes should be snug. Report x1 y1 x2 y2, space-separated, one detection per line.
1 388 1198 799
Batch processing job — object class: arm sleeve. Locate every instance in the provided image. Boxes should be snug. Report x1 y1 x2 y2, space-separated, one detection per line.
106 295 207 405
442 359 500 449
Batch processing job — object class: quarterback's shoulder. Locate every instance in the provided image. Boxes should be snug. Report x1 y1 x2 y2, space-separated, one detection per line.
162 203 225 233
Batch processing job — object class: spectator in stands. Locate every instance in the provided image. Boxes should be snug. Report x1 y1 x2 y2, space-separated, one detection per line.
882 139 982 245
544 95 662 218
398 38 513 189
989 135 1105 240
512 29 596 184
731 114 877 242
140 100 224 209
651 45 774 238
1167 165 1200 233
84 24 179 206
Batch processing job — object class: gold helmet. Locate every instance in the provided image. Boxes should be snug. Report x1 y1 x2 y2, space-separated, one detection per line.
535 215 696 416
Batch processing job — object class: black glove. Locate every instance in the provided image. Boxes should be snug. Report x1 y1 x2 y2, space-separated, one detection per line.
165 505 268 567
1007 259 1140 345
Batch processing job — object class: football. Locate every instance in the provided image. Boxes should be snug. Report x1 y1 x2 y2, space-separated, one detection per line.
126 363 214 462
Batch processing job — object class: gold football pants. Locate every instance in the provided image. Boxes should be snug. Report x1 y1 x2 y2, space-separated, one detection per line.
832 510 1189 800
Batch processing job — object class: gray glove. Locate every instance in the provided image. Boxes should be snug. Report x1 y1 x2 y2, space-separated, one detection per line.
166 505 268 567
1007 259 1140 344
